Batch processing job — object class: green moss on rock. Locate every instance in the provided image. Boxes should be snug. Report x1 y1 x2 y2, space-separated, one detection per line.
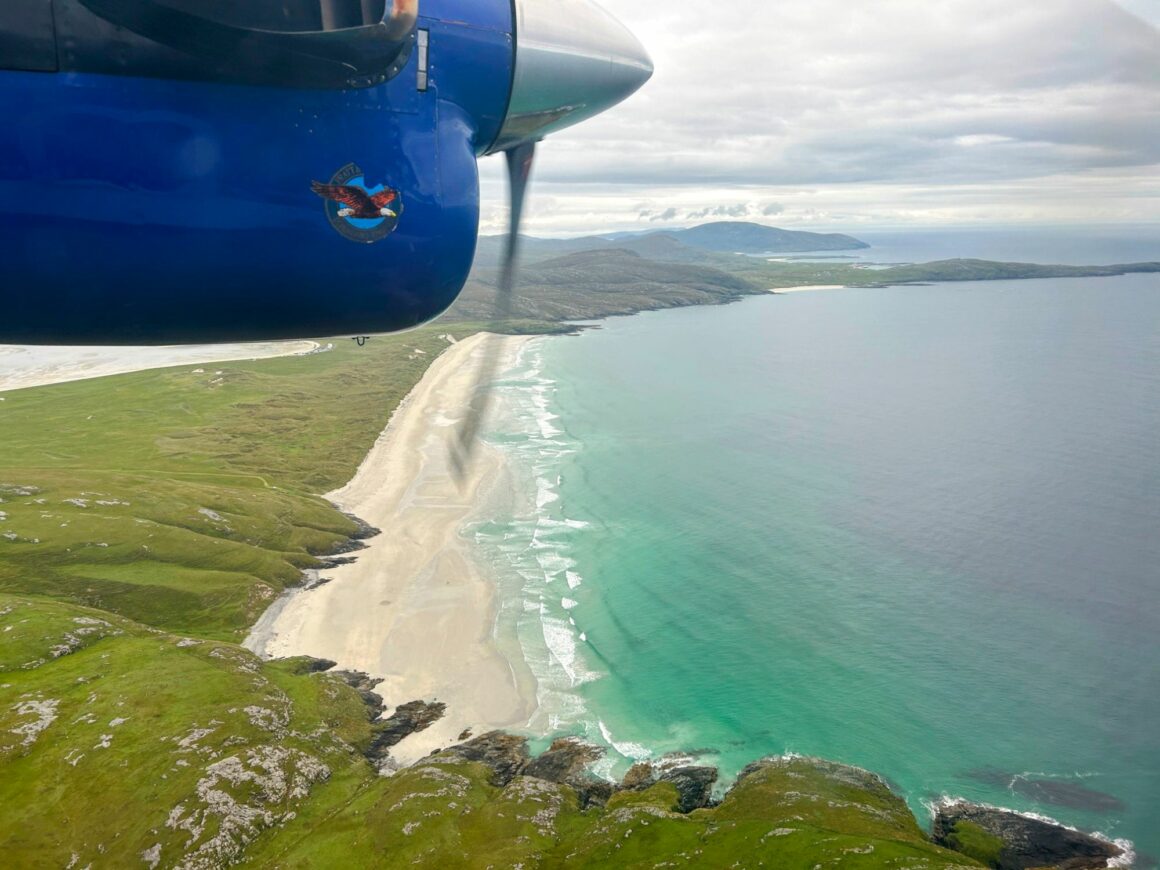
945 820 1006 867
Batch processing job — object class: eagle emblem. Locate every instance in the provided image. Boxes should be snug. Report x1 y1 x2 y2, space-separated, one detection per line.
311 163 402 244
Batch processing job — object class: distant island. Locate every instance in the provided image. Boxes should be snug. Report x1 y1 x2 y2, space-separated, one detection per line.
471 220 869 267
636 220 871 254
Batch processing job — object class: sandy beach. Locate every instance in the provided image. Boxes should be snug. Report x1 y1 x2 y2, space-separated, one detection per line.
769 284 848 293
0 340 321 392
246 332 538 765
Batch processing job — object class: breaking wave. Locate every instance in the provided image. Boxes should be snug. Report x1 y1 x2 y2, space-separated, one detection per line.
466 339 602 738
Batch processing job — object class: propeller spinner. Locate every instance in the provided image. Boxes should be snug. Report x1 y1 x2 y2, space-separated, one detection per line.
451 0 652 479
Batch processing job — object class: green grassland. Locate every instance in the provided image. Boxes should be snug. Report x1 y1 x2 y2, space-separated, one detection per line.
248 753 981 868
0 327 497 639
0 594 379 868
0 591 979 868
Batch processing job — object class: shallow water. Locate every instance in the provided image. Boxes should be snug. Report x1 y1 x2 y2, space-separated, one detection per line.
475 269 1160 858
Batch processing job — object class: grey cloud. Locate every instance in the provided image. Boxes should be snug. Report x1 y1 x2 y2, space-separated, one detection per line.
687 204 751 219
524 0 1160 189
479 0 1160 231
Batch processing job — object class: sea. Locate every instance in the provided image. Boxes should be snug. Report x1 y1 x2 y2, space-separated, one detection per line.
469 225 1160 861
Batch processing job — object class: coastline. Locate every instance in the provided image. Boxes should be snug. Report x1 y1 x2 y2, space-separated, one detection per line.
0 339 322 392
245 332 540 765
768 284 848 293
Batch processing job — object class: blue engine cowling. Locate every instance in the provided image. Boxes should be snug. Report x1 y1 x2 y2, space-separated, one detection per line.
0 0 650 344
0 0 510 343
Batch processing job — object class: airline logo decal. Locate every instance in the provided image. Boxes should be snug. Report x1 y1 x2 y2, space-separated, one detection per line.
310 163 402 244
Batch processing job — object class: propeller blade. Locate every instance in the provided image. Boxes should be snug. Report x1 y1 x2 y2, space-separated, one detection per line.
450 141 537 481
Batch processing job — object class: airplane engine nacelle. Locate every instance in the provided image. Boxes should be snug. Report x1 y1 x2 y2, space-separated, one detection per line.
0 0 650 344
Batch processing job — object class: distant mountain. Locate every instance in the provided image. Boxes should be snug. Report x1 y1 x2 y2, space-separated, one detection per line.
473 222 869 267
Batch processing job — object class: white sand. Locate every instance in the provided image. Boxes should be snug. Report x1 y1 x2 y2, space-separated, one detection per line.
768 284 848 293
0 340 321 392
246 332 537 765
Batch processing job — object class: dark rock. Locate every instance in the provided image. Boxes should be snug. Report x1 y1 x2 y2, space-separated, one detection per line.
933 801 1123 870
368 700 447 758
436 732 720 813
522 737 603 783
621 762 656 790
439 731 531 785
522 737 609 808
440 733 613 805
737 756 888 794
322 538 370 558
329 670 385 718
312 512 381 562
576 779 615 808
288 656 337 675
659 766 718 813
317 555 359 569
457 728 473 741
341 511 381 541
619 760 718 812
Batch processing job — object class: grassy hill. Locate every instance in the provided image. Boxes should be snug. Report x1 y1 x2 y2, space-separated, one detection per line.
448 249 762 323
0 327 492 639
0 591 980 868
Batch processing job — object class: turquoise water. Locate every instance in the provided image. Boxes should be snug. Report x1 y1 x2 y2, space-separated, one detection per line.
474 271 1160 860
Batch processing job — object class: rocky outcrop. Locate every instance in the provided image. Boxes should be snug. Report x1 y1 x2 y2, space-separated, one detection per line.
659 765 718 812
368 701 447 759
438 731 530 785
433 734 715 813
521 737 612 808
312 512 381 566
619 759 718 812
735 754 894 795
522 737 603 783
933 801 1123 869
287 656 337 675
329 670 385 717
318 672 446 762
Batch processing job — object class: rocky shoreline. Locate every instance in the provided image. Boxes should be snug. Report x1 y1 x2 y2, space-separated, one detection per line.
933 801 1127 869
316 510 382 566
433 731 1130 868
242 511 381 656
296 655 1131 869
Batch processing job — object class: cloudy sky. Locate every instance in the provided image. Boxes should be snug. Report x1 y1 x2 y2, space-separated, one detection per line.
479 0 1160 236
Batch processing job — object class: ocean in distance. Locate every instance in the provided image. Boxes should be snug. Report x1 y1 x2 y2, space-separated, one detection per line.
470 229 1160 860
